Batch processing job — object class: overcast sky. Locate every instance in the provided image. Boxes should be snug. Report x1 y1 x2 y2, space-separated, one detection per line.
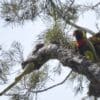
0 0 100 100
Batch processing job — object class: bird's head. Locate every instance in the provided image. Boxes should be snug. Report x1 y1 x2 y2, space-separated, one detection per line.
73 30 85 41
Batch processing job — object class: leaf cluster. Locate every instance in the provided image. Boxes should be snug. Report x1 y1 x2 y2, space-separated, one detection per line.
0 41 23 84
0 0 37 25
44 24 68 47
69 72 89 95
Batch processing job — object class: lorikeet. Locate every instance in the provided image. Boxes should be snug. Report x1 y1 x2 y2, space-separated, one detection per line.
73 30 100 61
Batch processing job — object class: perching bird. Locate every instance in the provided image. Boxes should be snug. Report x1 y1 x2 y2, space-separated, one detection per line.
73 30 100 61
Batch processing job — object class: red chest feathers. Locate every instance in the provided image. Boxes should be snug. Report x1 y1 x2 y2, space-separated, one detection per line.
77 39 86 48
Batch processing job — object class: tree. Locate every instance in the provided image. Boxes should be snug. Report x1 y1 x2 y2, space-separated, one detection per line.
0 0 100 100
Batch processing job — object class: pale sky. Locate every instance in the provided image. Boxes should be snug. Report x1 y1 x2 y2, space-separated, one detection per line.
0 17 84 100
0 0 100 100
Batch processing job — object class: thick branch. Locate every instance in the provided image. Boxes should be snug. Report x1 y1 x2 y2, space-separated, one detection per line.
0 44 100 97
22 43 100 97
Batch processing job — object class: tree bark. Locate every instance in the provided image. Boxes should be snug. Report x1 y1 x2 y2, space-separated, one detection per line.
0 43 100 97
22 43 100 97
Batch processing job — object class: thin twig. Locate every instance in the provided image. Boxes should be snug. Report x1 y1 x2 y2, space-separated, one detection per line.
30 70 72 93
49 0 95 35
92 2 100 9
3 70 72 96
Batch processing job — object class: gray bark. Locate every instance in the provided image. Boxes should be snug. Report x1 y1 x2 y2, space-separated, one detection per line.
22 43 100 97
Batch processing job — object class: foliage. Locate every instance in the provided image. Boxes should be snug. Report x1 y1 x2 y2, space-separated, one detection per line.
69 72 89 95
0 41 23 84
40 0 78 22
0 0 100 100
9 63 49 100
26 66 49 90
44 22 73 49
0 0 79 26
0 0 37 25
45 24 66 45
10 94 29 100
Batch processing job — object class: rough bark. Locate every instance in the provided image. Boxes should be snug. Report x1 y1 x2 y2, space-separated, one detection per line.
22 43 100 97
0 43 100 97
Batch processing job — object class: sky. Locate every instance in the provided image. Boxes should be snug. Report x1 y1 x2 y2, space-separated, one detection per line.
0 17 85 100
0 18 85 100
0 17 94 100
0 0 100 100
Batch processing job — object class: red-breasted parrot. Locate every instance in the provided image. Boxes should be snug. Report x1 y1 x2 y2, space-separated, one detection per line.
73 30 100 61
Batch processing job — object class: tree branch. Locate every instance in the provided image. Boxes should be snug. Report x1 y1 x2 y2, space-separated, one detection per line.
4 70 72 96
49 0 95 35
30 70 72 93
92 2 100 9
0 43 100 97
